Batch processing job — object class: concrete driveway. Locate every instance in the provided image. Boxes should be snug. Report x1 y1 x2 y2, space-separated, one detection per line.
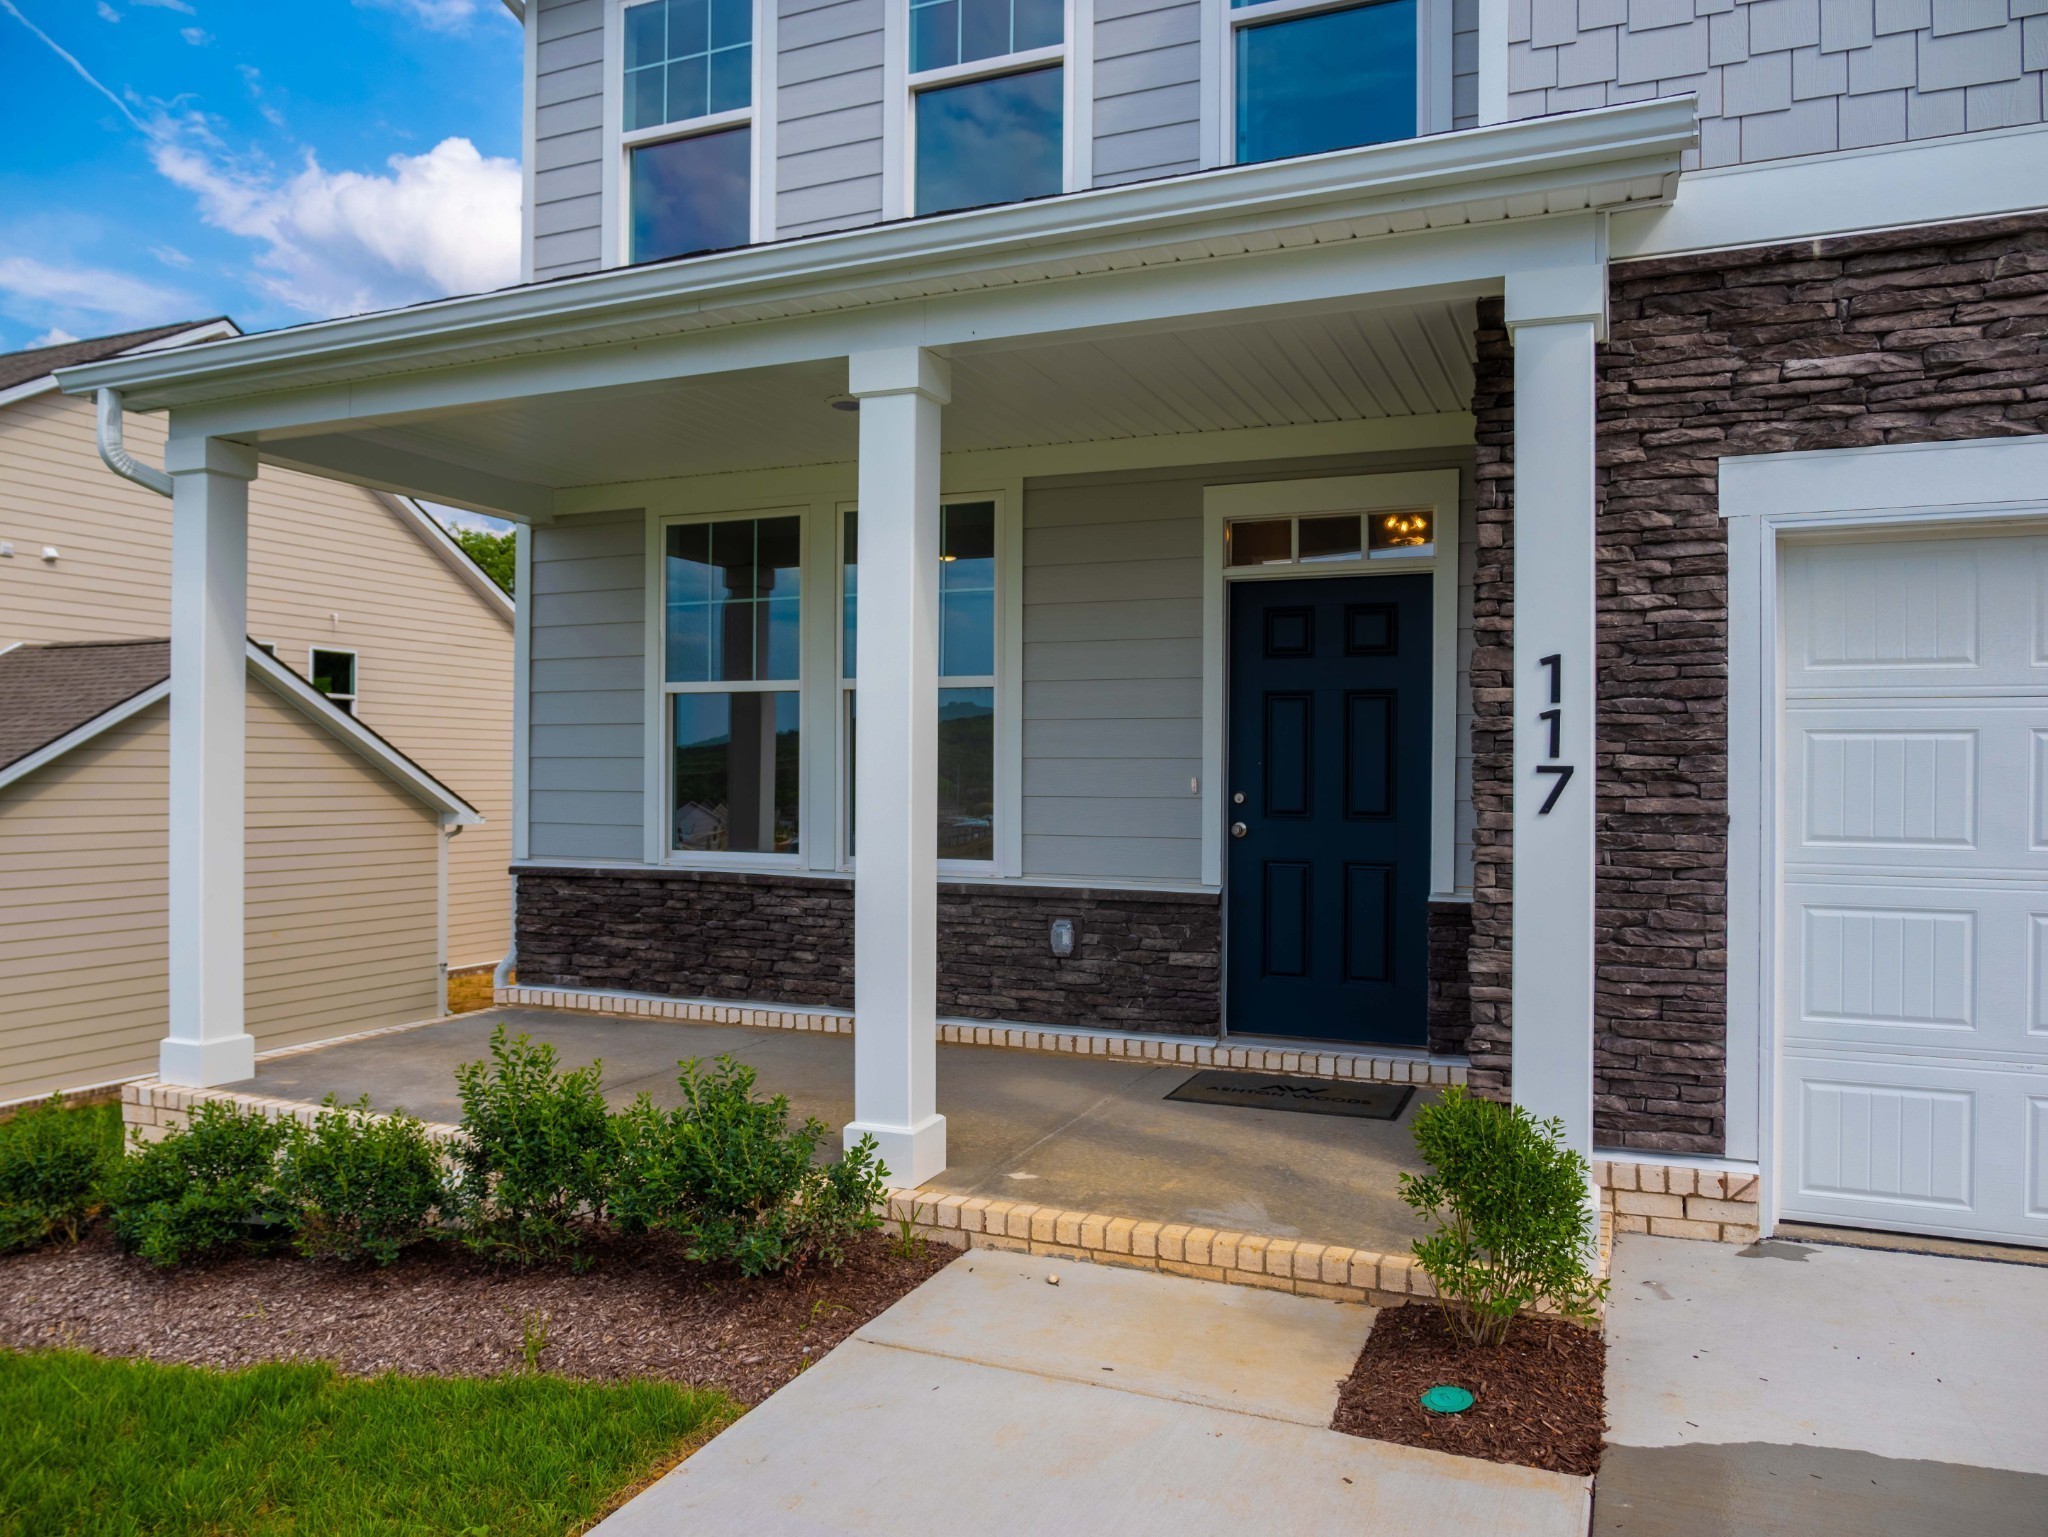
593 1252 1589 1536
1598 1233 2048 1535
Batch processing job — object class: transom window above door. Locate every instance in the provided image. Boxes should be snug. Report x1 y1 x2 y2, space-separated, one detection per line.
621 0 757 264
909 0 1067 218
1231 0 1419 165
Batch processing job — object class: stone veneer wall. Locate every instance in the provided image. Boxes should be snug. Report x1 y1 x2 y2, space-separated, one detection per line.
514 867 1223 1034
1426 900 1475 1057
1470 211 2048 1153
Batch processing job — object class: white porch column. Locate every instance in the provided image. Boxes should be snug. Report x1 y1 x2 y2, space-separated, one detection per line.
1503 268 1603 1158
845 346 951 1185
161 433 259 1087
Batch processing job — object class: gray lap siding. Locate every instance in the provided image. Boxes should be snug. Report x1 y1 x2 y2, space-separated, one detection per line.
1467 210 2048 1155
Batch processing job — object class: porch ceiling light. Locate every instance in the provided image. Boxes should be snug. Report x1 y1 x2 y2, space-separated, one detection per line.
825 393 860 412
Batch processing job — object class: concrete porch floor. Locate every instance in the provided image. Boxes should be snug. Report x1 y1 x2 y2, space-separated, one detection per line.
223 1006 1435 1255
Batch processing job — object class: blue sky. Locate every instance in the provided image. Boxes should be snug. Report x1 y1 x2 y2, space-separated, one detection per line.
0 0 525 350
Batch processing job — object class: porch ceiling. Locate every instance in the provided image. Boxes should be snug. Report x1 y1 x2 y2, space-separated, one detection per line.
266 300 1480 493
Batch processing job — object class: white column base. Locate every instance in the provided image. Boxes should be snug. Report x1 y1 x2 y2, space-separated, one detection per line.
159 1032 257 1088
846 1113 948 1188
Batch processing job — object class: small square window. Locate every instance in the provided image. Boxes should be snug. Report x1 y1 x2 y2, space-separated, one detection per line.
1226 518 1292 567
915 66 1063 217
1368 508 1433 555
631 127 752 263
310 649 357 714
1298 514 1363 563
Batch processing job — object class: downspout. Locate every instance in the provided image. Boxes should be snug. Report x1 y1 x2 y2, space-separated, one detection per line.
96 389 173 498
493 880 518 993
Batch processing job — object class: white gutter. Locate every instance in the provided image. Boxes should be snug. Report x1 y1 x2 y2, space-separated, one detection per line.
95 388 172 498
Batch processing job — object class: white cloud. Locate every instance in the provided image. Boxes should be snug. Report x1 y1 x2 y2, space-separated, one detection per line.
422 501 514 536
132 0 196 12
153 135 521 318
355 0 480 30
97 3 120 20
149 243 193 269
179 24 208 43
30 326 82 347
0 255 192 327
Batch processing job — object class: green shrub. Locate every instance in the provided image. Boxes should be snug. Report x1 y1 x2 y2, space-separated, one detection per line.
606 1056 885 1277
107 1100 291 1268
0 1099 120 1252
278 1098 447 1265
1397 1086 1608 1345
449 1026 609 1265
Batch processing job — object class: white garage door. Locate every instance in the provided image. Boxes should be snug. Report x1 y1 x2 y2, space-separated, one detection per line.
1779 531 2048 1247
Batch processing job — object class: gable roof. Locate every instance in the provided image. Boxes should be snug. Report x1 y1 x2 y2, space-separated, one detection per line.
0 639 170 772
0 322 233 395
0 638 481 824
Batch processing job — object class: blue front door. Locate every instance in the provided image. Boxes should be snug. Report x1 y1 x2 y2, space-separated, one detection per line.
1225 574 1432 1045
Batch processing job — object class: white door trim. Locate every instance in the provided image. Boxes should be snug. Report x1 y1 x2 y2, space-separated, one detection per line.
1721 434 2048 1234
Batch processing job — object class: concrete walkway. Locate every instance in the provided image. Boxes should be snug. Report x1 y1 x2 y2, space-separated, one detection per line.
229 1007 1434 1251
594 1253 1589 1536
1598 1232 2048 1535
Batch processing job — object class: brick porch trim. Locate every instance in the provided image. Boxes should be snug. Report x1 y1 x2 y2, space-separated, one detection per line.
494 984 1468 1087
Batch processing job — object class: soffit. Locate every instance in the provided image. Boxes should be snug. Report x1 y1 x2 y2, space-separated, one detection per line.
312 301 1480 488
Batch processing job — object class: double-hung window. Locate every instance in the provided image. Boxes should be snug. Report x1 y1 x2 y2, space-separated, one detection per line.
663 513 803 856
621 0 758 262
1228 0 1420 165
908 0 1067 217
840 499 998 865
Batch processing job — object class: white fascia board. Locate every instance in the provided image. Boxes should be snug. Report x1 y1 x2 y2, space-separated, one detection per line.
1611 120 2048 261
375 494 516 623
245 643 484 824
1719 436 2048 521
0 320 240 412
0 679 171 796
56 99 1697 414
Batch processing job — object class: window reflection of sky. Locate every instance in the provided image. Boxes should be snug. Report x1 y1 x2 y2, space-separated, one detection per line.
915 67 1063 217
631 127 751 262
1236 0 1415 165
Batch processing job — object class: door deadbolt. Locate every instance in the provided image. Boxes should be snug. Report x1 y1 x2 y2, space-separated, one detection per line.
1232 791 1245 804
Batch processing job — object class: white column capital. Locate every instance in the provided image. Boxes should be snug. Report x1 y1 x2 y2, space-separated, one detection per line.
1503 265 1609 342
848 347 953 405
164 434 260 480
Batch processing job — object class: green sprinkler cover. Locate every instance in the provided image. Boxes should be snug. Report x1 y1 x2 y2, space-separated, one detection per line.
1418 1384 1475 1414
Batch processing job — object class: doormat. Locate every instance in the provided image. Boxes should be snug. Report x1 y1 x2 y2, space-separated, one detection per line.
1165 1071 1415 1120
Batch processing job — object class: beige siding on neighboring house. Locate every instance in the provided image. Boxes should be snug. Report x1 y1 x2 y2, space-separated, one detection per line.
0 389 514 969
244 686 443 1056
0 706 171 1101
0 686 448 1104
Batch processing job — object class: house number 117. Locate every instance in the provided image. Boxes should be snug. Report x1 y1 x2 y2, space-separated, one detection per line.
1535 652 1574 815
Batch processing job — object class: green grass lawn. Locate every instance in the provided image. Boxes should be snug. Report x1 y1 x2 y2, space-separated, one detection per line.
0 1350 737 1536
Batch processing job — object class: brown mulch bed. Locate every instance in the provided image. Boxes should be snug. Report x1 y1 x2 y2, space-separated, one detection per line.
1331 1304 1605 1476
0 1228 952 1405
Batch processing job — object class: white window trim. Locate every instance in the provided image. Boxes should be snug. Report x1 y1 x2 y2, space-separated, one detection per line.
307 645 360 713
1720 434 2048 1229
887 0 1092 221
601 0 778 268
1200 470 1461 897
835 490 1014 877
646 504 810 870
1201 0 1452 171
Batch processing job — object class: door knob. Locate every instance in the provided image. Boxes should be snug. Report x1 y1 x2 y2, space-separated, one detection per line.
1231 821 1248 838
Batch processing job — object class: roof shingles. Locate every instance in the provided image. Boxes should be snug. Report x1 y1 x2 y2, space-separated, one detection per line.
0 639 170 771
